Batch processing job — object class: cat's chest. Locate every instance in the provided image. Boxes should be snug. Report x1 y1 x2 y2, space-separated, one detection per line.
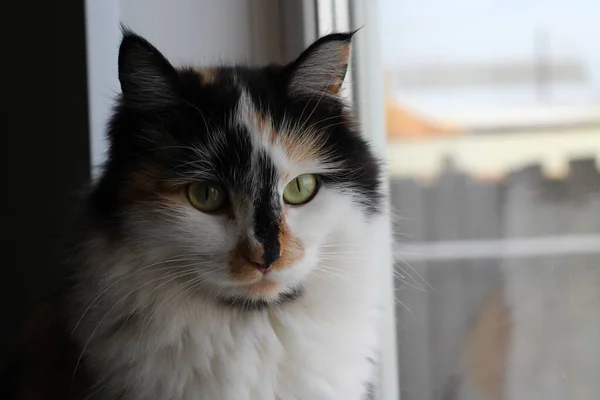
129 305 374 400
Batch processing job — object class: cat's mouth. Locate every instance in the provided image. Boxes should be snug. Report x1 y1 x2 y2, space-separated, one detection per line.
217 284 304 311
244 278 280 297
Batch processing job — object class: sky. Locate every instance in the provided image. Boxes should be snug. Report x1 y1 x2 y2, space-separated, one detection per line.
378 0 600 114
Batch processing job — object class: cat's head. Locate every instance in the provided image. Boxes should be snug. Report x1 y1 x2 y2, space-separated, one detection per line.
88 29 383 309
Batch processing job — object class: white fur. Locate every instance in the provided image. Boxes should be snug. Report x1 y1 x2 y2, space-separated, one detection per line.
71 94 388 400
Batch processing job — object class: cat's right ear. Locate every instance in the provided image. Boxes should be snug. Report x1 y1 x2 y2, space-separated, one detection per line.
286 31 356 98
118 28 182 111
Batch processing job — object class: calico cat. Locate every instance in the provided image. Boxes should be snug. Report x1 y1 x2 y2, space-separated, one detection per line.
2 29 390 400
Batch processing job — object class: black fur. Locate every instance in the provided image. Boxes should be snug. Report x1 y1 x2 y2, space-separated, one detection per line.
218 286 304 312
90 29 383 236
253 151 282 268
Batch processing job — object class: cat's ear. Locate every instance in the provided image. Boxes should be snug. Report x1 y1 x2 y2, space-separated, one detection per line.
287 32 356 98
118 28 182 110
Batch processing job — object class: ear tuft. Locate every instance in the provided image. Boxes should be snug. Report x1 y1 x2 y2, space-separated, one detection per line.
287 31 356 98
118 27 182 111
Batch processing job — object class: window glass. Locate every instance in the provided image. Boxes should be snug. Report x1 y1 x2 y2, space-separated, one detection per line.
378 0 600 398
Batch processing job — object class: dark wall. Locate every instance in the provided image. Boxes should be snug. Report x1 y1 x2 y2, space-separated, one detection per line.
1 0 90 363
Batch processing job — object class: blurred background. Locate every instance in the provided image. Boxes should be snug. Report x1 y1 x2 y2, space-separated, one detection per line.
380 0 600 399
4 0 600 399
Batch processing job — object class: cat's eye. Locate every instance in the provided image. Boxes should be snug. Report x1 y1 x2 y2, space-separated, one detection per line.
187 181 228 213
283 174 319 205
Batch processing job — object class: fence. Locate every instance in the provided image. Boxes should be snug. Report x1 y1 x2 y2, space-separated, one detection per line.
390 157 600 400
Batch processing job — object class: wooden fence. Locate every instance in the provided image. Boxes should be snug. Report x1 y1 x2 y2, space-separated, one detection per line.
390 157 600 400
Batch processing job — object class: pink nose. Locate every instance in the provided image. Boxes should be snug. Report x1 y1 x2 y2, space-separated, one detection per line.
241 242 271 273
244 258 272 274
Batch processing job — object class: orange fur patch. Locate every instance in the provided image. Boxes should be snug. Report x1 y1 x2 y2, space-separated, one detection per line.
246 108 324 166
227 215 304 282
128 168 159 194
124 168 189 206
339 44 351 63
254 111 266 131
228 245 263 284
231 70 239 86
277 133 323 166
465 285 510 398
244 106 277 144
122 167 161 205
325 44 350 95
327 77 344 95
198 68 218 85
266 120 279 145
271 215 304 272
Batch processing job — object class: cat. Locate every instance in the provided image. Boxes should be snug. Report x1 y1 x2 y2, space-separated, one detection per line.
2 29 390 400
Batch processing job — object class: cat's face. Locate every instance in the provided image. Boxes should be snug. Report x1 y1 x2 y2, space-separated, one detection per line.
89 31 382 308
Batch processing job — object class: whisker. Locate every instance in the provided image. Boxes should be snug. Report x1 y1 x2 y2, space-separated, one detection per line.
71 268 201 384
394 263 426 292
395 297 416 321
394 276 427 292
305 114 344 132
141 278 207 354
395 258 437 293
297 63 345 133
144 268 220 329
182 98 213 135
71 256 209 334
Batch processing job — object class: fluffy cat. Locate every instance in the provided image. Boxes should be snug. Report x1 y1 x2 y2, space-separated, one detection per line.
1 29 391 400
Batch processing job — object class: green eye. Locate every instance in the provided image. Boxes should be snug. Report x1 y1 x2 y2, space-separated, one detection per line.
187 181 228 212
283 174 319 205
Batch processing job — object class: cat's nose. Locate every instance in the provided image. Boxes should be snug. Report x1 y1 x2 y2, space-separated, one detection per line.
241 241 280 272
241 242 269 272
262 246 280 271
242 242 263 264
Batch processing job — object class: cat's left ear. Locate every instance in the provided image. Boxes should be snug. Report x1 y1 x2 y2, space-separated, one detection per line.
118 28 182 111
287 32 356 98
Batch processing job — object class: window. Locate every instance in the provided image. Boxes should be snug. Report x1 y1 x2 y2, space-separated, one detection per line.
336 0 600 398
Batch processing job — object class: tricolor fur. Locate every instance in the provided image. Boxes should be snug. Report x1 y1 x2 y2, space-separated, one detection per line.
56 30 389 400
